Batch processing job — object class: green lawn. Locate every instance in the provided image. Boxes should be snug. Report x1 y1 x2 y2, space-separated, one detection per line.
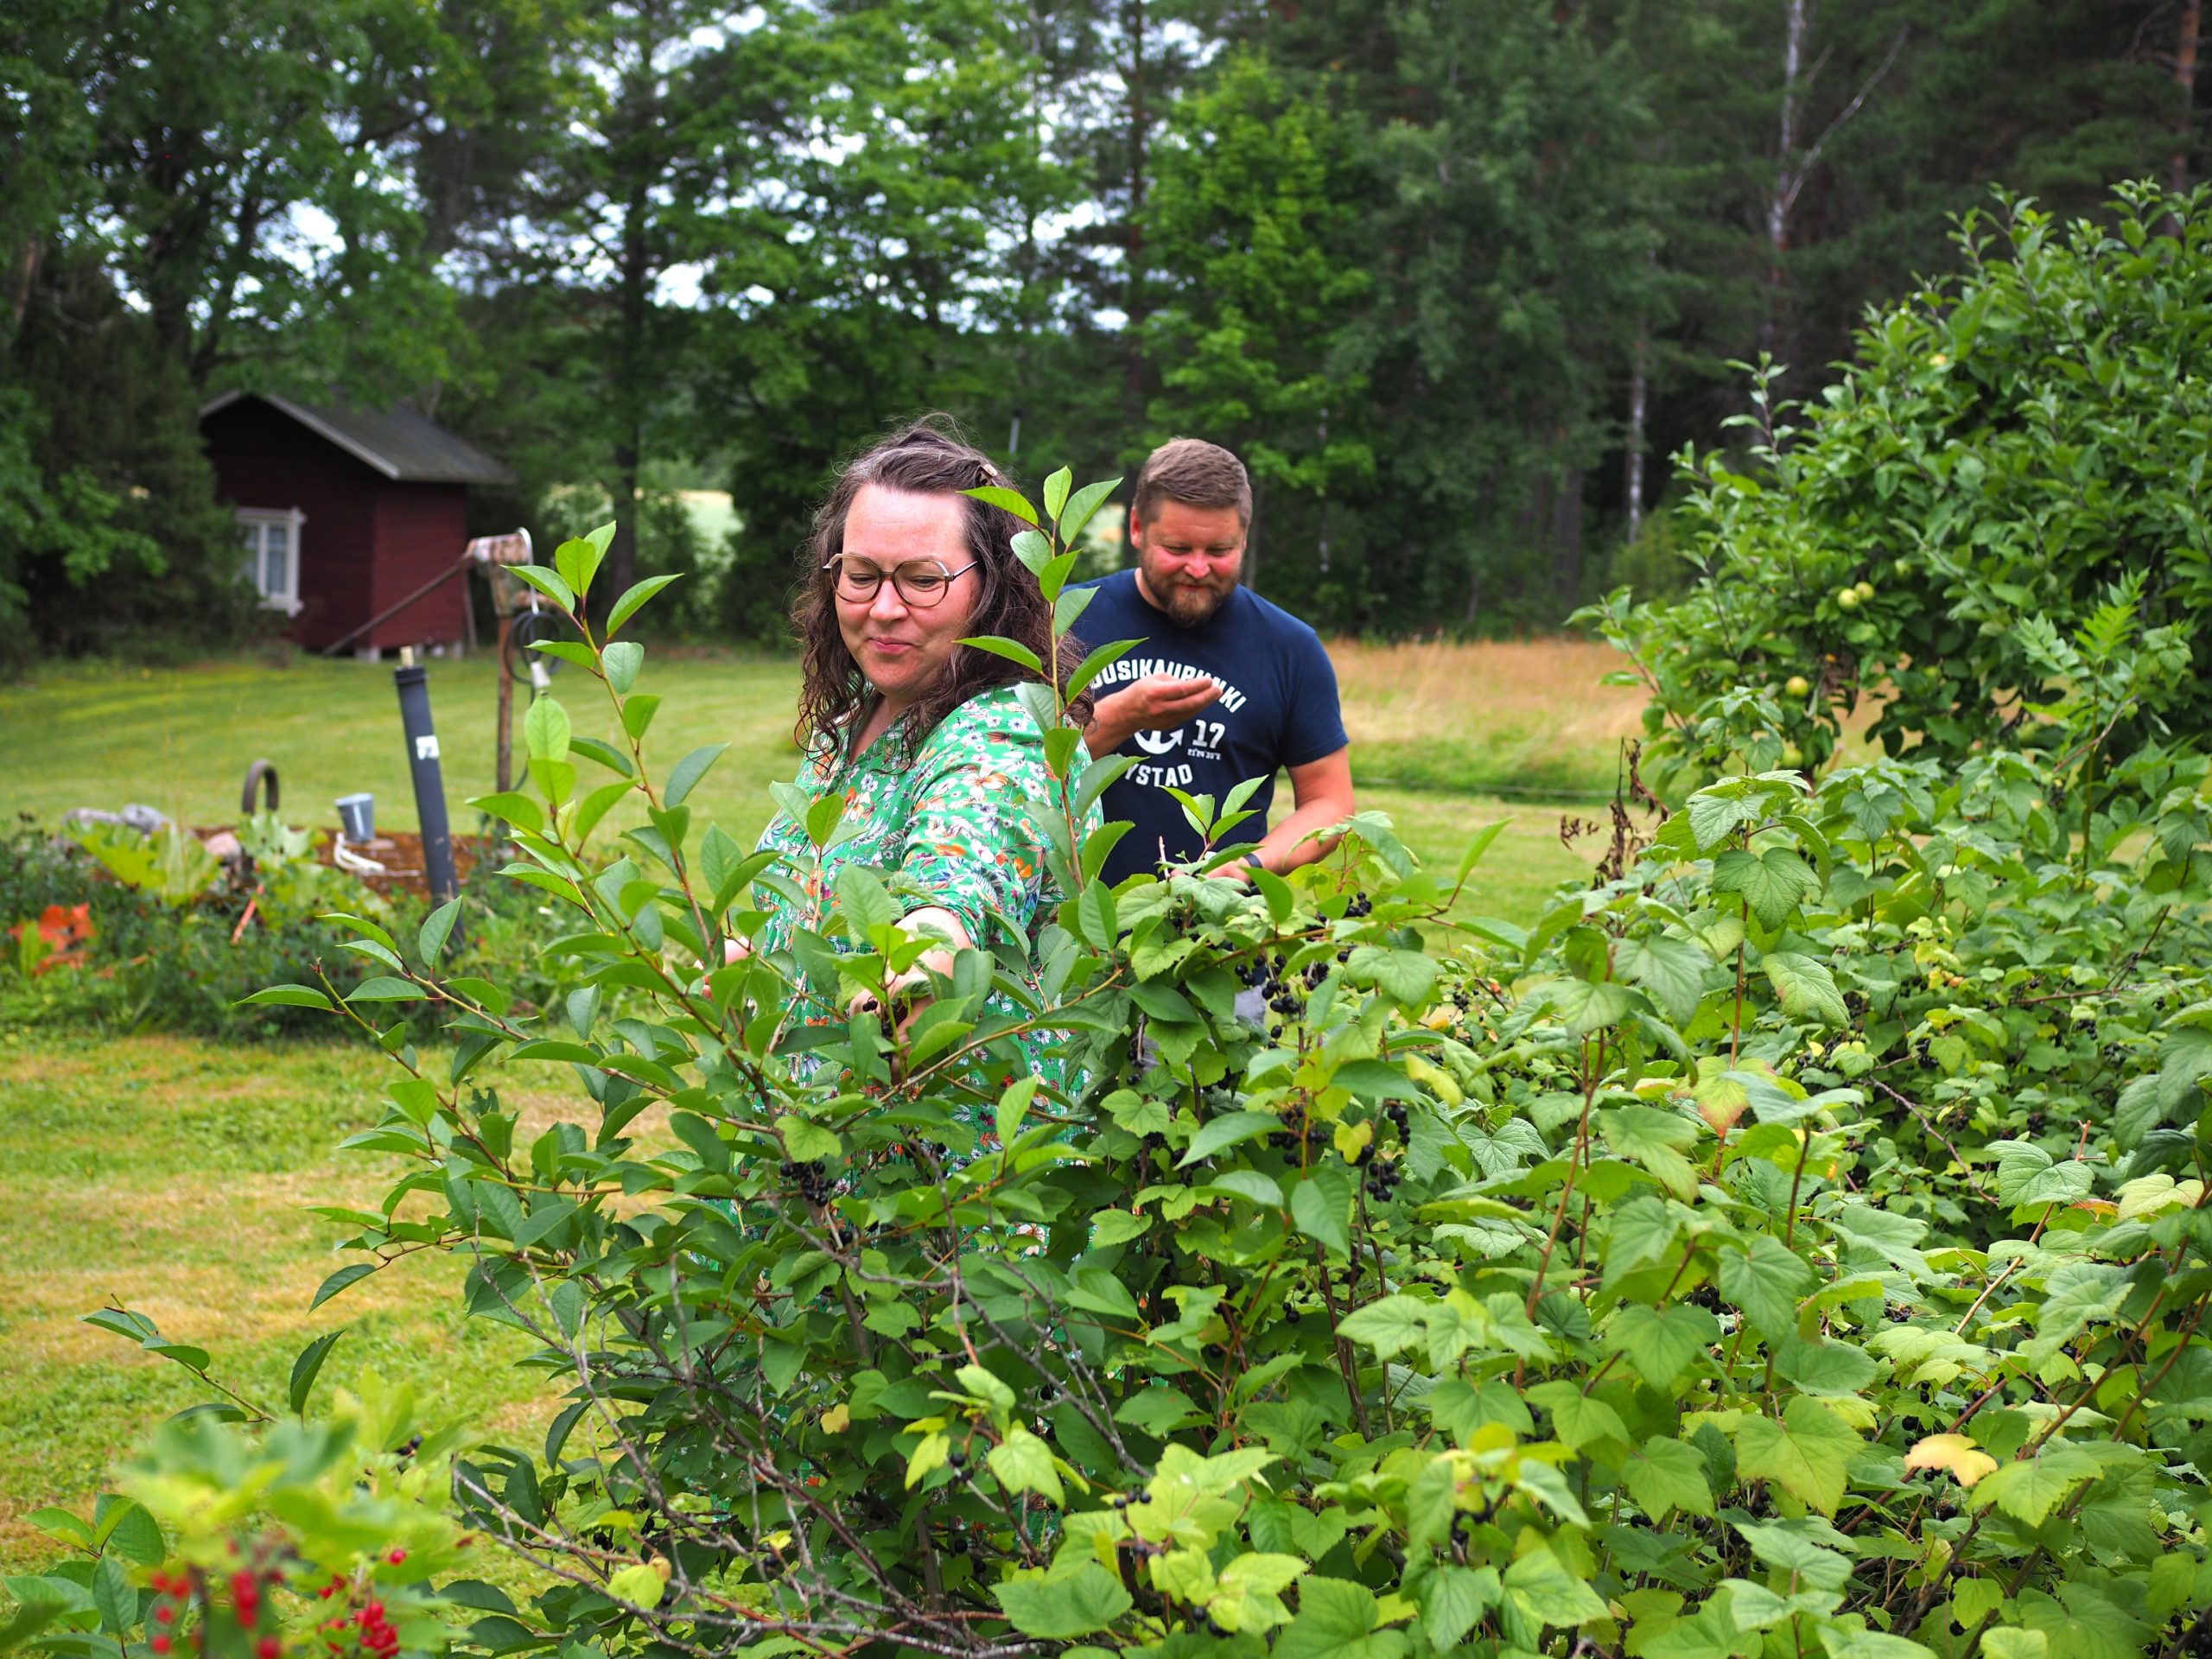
0 1032 563 1573
0 648 1599 925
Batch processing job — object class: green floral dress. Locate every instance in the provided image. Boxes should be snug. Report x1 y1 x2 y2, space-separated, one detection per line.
750 685 1100 1100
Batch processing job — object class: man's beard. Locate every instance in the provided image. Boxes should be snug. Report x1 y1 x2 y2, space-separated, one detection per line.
1141 557 1238 626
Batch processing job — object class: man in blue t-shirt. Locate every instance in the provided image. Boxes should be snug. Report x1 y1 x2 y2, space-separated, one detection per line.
1077 438 1355 887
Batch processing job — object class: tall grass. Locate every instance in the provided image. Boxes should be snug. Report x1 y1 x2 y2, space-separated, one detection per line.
1327 638 1645 801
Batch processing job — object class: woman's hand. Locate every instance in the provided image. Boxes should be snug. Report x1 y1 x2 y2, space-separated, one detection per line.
848 906 970 1039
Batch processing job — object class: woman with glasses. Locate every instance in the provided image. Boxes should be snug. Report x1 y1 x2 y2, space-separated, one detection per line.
742 418 1101 1106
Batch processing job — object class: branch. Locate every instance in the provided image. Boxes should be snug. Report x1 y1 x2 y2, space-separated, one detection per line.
1778 27 1910 219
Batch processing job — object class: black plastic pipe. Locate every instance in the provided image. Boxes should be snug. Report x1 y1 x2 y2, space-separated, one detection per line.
393 663 459 905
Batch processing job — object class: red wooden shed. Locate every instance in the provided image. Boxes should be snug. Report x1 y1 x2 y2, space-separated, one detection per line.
200 392 515 655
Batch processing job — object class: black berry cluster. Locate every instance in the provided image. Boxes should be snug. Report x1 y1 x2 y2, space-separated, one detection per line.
780 1160 832 1204
1268 1105 1325 1155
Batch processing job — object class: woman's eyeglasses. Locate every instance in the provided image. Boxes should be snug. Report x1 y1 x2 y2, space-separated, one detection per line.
825 557 978 607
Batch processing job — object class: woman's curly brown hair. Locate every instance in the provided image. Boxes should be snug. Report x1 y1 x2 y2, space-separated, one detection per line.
791 416 1094 765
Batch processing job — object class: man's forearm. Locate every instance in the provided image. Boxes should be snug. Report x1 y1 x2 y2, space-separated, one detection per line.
1250 799 1354 873
1083 709 1137 754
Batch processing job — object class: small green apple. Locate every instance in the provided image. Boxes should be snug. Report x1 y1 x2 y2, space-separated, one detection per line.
1835 586 1861 610
1781 743 1804 768
1784 674 1811 698
1853 580 1876 601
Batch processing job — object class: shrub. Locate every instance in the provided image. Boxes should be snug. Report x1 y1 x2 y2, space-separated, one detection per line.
1582 181 2212 787
23 467 2212 1659
0 815 549 1037
6 1373 475 1659
82 469 2185 1659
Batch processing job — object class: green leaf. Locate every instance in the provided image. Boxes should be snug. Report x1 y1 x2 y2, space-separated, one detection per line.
1276 1577 1405 1659
25 1508 93 1549
238 984 334 1011
92 1554 131 1634
835 862 899 933
1599 1103 1701 1200
664 742 728 809
288 1330 345 1415
605 1563 664 1608
1058 477 1121 541
1455 819 1509 884
417 899 461 968
1213 1552 1308 1635
1735 1517 1853 1590
1763 950 1849 1025
1687 787 1769 854
995 1077 1036 1156
1178 1110 1280 1166
572 779 633 849
1336 1294 1432 1361
524 695 570 763
1065 635 1142 701
1503 1545 1611 1629
0 1592 73 1651
1736 1395 1859 1515
1039 550 1079 603
1104 1090 1171 1136
603 573 682 637
1068 1268 1142 1322
346 976 426 1002
1541 976 1636 1033
1713 848 1820 929
1618 934 1714 1024
309 1262 378 1311
528 639 598 672
958 633 1045 674
1775 1335 1878 1396
1009 528 1053 575
1419 1565 1500 1651
1975 1442 2100 1524
779 1118 842 1163
508 563 575 613
1719 1234 1816 1338
1290 1163 1354 1257
992 1565 1132 1639
1526 1380 1630 1451
470 791 546 834
1041 466 1072 520
1624 1436 1715 1519
962 484 1038 524
987 1425 1064 1503
602 639 644 695
1091 1209 1151 1247
1605 1300 1722 1388
553 531 606 601
93 1501 165 1567
1052 583 1096 635
1824 1630 1942 1659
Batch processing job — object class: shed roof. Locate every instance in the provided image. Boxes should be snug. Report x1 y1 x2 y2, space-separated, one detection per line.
200 391 516 486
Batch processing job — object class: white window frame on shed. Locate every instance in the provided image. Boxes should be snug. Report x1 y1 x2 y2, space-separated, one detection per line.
237 506 306 614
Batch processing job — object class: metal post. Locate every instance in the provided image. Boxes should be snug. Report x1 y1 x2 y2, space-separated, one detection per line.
494 611 515 794
393 658 459 904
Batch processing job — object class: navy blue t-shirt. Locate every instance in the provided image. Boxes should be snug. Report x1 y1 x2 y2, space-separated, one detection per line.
1074 570 1348 885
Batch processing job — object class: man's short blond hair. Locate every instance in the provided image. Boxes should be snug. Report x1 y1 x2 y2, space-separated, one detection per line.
1133 437 1252 529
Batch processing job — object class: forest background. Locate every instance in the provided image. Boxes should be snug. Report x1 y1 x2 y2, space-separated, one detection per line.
4 0 2208 664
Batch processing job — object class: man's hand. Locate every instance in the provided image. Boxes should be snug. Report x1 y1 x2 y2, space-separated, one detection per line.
1085 672 1222 753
